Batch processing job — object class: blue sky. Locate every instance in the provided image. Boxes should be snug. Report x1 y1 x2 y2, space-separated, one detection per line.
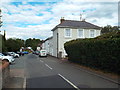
0 0 118 40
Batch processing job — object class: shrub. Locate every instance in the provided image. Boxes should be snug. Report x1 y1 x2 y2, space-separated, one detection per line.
64 31 120 74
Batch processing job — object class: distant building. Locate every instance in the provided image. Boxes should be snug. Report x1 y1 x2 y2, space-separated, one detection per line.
42 37 53 55
43 18 101 58
37 47 41 51
27 47 32 50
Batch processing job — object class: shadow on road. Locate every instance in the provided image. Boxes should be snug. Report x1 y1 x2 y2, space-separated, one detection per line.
26 75 75 89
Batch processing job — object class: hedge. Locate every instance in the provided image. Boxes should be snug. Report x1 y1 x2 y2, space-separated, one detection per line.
64 31 120 74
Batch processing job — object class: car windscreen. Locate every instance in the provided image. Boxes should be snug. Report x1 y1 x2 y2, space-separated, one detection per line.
41 51 46 53
0 53 4 56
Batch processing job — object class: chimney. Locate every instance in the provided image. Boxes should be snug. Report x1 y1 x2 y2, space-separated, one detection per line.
60 17 65 23
82 19 86 21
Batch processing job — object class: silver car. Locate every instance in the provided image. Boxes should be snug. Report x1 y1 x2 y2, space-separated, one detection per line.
8 52 19 58
0 53 15 64
39 50 47 57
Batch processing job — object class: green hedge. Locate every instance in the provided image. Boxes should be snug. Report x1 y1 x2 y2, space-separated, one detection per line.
64 31 120 74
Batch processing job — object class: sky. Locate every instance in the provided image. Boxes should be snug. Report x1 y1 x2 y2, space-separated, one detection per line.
0 0 119 40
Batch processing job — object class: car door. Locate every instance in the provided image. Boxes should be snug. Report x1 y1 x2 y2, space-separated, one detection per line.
0 54 3 59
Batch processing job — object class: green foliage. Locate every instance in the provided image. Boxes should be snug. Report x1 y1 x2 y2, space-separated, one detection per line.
6 38 24 52
96 31 120 39
101 25 119 34
0 35 2 52
25 38 42 51
0 9 2 27
0 34 7 52
1 37 42 52
64 31 120 74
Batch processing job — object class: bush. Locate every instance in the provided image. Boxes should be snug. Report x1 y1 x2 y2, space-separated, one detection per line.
64 31 120 74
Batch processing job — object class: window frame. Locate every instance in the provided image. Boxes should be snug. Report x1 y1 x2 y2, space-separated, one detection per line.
64 28 72 38
77 29 84 38
89 29 96 38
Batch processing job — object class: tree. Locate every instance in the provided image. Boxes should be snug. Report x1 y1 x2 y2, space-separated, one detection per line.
25 38 42 51
0 9 2 27
0 35 3 52
0 34 7 52
6 38 24 52
101 25 119 34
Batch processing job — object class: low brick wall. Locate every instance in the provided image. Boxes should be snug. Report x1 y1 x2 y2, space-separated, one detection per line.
0 60 10 89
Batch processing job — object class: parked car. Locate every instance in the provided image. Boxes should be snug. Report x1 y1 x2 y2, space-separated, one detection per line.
35 51 39 55
0 53 15 64
39 50 47 57
2 52 11 56
22 51 29 54
8 52 19 58
16 51 24 56
32 51 36 54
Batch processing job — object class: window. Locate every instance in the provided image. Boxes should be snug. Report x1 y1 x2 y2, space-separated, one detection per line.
65 29 71 37
78 29 84 38
90 30 95 38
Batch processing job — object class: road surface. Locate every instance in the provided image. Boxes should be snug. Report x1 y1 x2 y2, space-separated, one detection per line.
23 54 119 89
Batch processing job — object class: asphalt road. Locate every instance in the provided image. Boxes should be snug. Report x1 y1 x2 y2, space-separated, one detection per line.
24 54 119 89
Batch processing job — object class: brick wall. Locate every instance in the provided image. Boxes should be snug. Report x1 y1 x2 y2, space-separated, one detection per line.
0 60 10 89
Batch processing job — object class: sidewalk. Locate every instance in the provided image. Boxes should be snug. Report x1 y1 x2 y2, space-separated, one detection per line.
60 57 120 85
4 69 25 88
3 56 26 89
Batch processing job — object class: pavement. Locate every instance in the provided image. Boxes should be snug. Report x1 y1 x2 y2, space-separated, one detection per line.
2 54 120 89
2 55 26 89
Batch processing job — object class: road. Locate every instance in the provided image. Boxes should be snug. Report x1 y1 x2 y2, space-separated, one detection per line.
22 54 119 89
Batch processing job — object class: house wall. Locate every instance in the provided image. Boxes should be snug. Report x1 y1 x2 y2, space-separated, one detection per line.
57 28 101 58
96 30 101 37
58 28 74 58
84 29 90 38
49 38 53 56
43 37 54 56
44 40 49 54
52 29 58 57
44 28 101 58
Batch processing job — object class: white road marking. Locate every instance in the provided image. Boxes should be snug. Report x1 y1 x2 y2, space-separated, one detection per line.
23 77 26 89
58 74 80 90
40 60 43 63
45 64 53 70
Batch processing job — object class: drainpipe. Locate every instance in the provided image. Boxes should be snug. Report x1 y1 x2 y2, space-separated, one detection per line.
57 33 59 58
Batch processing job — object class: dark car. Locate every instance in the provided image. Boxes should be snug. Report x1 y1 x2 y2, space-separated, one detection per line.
32 51 36 54
35 51 40 55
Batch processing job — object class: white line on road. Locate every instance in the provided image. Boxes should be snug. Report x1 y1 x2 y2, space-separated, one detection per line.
45 64 53 70
23 77 26 89
40 60 44 63
58 74 80 90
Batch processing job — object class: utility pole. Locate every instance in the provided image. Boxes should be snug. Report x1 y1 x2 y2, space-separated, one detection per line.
1 30 6 41
0 9 2 28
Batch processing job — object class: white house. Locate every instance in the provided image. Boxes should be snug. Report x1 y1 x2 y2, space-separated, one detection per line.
43 18 101 58
42 37 53 56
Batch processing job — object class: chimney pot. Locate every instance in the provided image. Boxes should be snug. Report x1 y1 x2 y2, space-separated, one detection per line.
60 17 65 23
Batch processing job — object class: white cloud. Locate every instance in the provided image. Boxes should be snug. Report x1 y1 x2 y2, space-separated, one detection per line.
1 0 118 40
1 3 53 24
1 24 54 40
63 0 119 2
50 1 118 26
